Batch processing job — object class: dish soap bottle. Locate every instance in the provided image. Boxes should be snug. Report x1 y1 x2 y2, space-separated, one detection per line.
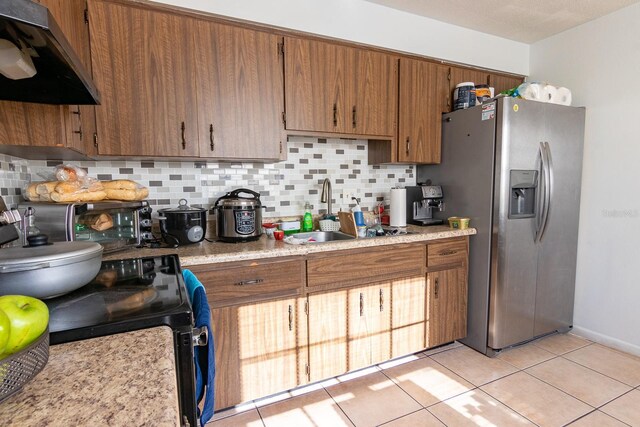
302 202 313 232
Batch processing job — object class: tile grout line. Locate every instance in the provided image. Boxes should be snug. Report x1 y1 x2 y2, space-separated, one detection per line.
496 351 560 371
516 369 599 413
591 388 637 426
423 354 543 427
374 408 426 427
557 352 640 388
320 385 358 427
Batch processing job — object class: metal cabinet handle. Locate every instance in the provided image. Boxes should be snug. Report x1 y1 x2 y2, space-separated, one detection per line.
440 250 457 256
180 121 186 150
333 104 338 127
406 137 410 155
435 278 439 298
72 107 83 140
379 288 384 312
359 293 364 317
352 106 357 128
234 278 264 286
209 124 215 151
288 305 293 331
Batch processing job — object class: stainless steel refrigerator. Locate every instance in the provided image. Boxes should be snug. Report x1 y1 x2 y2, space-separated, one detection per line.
418 97 585 356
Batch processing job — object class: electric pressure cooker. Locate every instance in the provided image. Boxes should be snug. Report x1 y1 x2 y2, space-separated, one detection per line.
211 189 264 242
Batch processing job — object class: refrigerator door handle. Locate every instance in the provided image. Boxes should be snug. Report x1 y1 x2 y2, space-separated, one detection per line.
536 141 552 242
534 142 546 241
538 141 554 242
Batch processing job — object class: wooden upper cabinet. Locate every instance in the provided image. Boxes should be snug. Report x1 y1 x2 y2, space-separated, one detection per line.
284 37 397 137
88 0 199 157
42 0 98 156
448 66 490 111
195 22 284 160
489 73 524 96
0 0 93 157
284 37 350 134
352 50 397 136
397 59 449 164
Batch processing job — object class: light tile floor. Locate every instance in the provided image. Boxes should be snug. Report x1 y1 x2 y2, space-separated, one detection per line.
208 334 640 427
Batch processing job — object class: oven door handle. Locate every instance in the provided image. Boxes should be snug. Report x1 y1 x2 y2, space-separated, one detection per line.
192 326 208 347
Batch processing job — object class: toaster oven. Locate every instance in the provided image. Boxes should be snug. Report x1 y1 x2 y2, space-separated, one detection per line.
17 201 149 253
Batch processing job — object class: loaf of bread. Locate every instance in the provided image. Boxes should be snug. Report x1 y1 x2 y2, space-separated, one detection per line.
101 180 148 201
35 181 58 201
102 180 139 191
55 165 87 182
24 183 40 201
80 213 113 231
50 190 107 203
104 187 149 201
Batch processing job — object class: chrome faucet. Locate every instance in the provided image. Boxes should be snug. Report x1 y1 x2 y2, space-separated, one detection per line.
320 178 332 217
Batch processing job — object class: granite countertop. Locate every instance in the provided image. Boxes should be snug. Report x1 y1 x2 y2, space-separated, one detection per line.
104 224 476 265
0 327 180 427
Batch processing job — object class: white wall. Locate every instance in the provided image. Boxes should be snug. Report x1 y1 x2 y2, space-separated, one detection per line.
530 4 640 355
151 0 529 75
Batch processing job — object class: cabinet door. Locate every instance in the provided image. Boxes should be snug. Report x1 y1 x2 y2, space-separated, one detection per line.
41 0 97 155
398 59 448 163
348 283 391 371
0 0 91 153
426 268 468 348
391 275 427 357
307 290 348 382
489 73 524 96
211 297 305 410
284 37 351 134
196 22 284 160
88 0 199 156
449 66 490 105
351 50 397 137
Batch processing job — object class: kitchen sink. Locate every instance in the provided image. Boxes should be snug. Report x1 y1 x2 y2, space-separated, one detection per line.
291 231 356 242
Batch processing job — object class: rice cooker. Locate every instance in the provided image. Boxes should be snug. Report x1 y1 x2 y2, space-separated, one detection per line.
157 199 207 246
211 188 264 242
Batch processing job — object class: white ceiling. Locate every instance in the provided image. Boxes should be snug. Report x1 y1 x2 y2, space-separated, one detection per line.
363 0 640 43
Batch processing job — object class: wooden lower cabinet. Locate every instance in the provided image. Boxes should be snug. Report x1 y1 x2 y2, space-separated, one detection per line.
391 275 427 357
426 267 468 348
211 297 307 410
348 283 391 370
307 289 348 382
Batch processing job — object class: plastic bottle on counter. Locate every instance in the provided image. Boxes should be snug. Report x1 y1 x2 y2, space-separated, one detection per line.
302 202 313 232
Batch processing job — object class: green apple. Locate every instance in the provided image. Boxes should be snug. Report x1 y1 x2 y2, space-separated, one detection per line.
0 295 48 356
0 308 10 357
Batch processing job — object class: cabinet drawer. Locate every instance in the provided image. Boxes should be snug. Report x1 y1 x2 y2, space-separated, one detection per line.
307 244 425 289
427 239 467 269
191 258 305 306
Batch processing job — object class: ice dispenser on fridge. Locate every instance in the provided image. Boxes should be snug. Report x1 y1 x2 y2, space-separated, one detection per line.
509 170 538 219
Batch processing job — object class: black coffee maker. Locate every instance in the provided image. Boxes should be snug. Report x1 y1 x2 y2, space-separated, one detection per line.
405 185 445 226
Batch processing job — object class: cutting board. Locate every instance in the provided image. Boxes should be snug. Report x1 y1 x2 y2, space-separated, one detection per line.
338 211 358 238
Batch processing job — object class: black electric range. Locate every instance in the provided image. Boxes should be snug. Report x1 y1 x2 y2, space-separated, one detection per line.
45 254 196 427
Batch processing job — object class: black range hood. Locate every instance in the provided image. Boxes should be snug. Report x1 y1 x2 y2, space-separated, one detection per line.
0 0 99 105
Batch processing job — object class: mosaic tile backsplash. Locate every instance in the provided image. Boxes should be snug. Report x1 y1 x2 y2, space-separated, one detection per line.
0 137 416 218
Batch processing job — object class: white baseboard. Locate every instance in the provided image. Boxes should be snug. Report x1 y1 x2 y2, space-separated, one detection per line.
571 326 640 357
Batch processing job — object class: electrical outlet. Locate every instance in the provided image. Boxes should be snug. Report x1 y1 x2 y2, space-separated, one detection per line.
342 190 351 201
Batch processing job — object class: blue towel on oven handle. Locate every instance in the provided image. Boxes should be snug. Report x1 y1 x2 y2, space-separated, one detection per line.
183 269 215 425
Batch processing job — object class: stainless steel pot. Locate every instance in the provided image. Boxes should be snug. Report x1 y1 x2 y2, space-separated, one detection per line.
0 236 103 299
211 189 264 242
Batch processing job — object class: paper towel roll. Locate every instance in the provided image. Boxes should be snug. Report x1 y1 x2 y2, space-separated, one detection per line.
543 84 557 102
390 187 406 227
517 82 544 102
551 87 572 106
